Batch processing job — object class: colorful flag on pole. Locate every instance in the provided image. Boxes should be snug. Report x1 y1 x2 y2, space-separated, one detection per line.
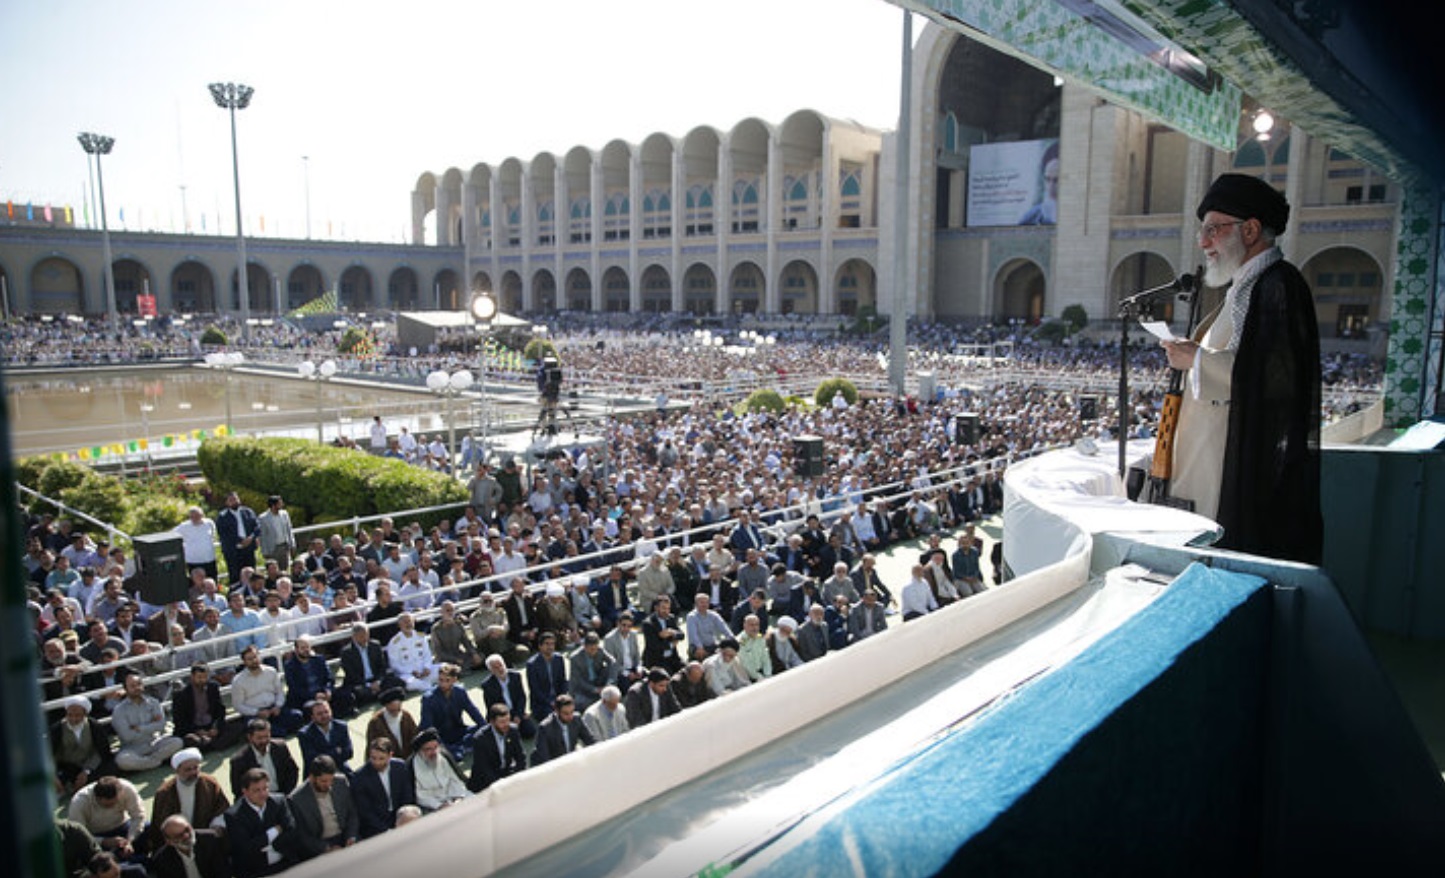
44 204 53 223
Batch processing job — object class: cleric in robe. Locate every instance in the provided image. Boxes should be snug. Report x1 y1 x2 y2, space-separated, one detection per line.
1160 172 1322 565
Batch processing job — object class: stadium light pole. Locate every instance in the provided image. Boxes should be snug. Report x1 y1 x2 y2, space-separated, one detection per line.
77 132 118 333
209 81 254 341
471 290 498 466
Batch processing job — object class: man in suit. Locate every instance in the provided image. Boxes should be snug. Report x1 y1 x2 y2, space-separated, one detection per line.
529 694 595 767
848 588 889 642
418 663 485 759
225 767 299 877
642 595 686 675
284 634 354 718
288 755 360 861
296 699 354 776
338 623 401 710
216 492 261 586
602 611 645 692
623 667 682 729
147 748 229 851
524 632 568 724
850 553 895 609
467 703 527 792
591 565 632 633
350 738 416 839
170 664 237 754
796 603 830 663
479 653 534 739
501 576 541 654
150 815 228 878
229 719 301 800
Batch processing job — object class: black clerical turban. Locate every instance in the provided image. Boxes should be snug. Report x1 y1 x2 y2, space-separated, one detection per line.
380 687 405 705
1197 173 1290 234
413 728 440 748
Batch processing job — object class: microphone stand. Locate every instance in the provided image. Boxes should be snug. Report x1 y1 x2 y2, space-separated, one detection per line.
1114 273 1194 483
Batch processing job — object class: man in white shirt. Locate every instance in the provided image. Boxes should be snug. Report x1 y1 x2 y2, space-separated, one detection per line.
174 506 220 580
385 613 442 692
901 564 940 621
231 646 302 736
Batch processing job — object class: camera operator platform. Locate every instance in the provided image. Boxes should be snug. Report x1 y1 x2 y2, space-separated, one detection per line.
532 354 572 439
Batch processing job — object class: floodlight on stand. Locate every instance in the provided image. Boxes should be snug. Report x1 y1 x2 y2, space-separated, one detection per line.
470 290 497 322
1252 110 1275 141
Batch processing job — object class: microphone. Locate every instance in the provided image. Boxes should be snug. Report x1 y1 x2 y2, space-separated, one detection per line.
1118 267 1202 314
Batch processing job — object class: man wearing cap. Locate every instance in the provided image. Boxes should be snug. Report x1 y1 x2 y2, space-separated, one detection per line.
703 639 752 697
407 728 472 811
384 612 442 693
364 686 419 758
147 748 230 851
1160 172 1322 564
50 695 117 796
469 591 528 666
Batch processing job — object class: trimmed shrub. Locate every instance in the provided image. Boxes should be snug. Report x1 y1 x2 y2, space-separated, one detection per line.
197 436 468 532
36 459 92 500
58 473 128 531
742 388 787 414
814 377 860 409
1061 304 1089 333
523 338 558 362
200 325 228 346
125 496 191 536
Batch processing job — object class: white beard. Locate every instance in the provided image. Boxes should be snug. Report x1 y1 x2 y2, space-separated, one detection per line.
1204 227 1248 287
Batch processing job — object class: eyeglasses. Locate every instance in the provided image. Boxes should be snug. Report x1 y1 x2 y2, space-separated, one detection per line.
1198 220 1244 242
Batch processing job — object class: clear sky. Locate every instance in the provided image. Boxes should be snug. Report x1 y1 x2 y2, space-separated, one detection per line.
0 0 910 244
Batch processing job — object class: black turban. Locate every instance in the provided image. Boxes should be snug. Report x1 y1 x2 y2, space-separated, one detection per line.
1196 173 1290 233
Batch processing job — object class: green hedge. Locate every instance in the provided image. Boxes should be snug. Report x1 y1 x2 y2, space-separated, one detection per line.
196 436 468 532
814 377 860 408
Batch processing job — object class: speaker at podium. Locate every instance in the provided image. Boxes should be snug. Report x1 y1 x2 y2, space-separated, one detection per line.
794 434 825 477
132 532 190 606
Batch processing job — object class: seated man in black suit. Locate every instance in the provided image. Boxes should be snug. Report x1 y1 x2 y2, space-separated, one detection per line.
624 667 682 728
350 738 416 840
284 635 355 718
338 623 402 710
296 699 354 777
224 767 300 878
467 703 527 793
229 719 300 800
288 755 360 861
479 652 535 739
170 664 238 754
150 814 228 878
529 694 595 768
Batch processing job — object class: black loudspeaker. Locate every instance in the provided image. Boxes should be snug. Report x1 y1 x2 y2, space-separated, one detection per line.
794 435 825 477
955 413 979 445
132 532 190 606
1079 395 1099 422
